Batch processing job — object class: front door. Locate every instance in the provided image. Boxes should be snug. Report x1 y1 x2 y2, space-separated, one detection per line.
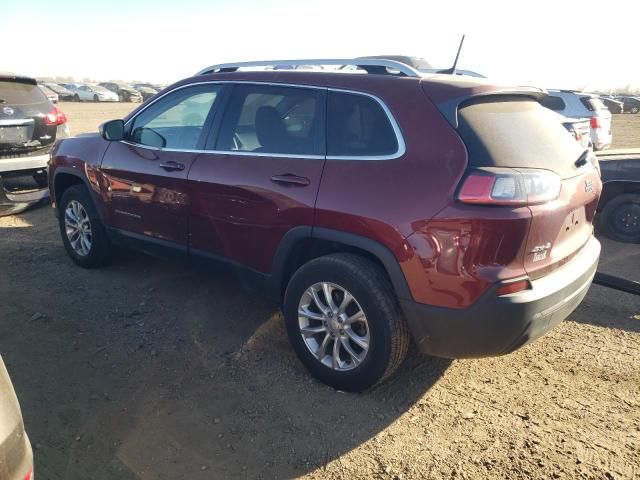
100 83 224 249
188 83 326 273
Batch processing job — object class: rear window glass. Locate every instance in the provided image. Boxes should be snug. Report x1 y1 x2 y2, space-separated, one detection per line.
539 95 566 111
0 81 49 112
457 97 583 178
580 97 607 112
327 91 398 157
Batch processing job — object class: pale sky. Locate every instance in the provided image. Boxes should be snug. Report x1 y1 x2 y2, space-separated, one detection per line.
3 0 639 90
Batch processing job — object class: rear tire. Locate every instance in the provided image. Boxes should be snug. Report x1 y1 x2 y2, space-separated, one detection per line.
58 185 112 267
600 193 640 243
74 94 80 102
93 94 99 102
283 253 409 392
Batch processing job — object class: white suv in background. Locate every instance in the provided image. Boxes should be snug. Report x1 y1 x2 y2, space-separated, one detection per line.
540 90 612 150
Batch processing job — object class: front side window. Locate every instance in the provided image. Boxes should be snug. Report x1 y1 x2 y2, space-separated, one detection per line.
128 84 220 150
327 91 399 157
215 84 324 156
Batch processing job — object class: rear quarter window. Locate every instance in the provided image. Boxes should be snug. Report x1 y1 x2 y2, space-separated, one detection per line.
327 91 399 157
539 95 566 111
580 97 607 112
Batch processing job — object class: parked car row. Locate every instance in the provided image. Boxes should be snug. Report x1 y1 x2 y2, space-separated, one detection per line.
35 81 166 103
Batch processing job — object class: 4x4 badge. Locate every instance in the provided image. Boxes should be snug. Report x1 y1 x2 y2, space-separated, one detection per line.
585 179 594 193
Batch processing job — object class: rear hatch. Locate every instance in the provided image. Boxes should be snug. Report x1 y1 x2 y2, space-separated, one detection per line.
580 96 612 135
0 77 57 161
455 96 601 279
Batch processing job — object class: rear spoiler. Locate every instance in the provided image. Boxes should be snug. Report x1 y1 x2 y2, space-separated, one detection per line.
0 73 37 86
436 87 548 128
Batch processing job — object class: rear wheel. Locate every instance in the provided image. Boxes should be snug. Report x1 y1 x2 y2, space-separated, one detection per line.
601 193 640 243
93 94 99 102
631 106 639 114
58 185 112 267
283 253 409 392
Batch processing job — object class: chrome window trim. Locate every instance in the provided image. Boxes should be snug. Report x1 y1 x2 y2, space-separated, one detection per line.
326 87 406 161
122 80 406 161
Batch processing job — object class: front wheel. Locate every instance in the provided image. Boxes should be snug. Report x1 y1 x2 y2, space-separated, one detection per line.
600 193 640 243
58 185 113 267
631 106 639 114
283 253 409 392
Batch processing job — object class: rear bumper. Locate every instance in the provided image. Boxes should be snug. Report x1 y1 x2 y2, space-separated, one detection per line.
401 236 601 358
0 153 49 174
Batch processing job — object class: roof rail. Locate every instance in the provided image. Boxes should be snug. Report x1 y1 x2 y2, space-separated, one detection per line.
195 59 422 78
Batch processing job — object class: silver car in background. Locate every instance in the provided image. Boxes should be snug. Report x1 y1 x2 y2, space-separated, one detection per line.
540 90 612 150
0 356 33 480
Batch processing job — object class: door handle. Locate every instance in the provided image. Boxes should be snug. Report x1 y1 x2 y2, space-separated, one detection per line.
159 161 185 172
270 174 311 186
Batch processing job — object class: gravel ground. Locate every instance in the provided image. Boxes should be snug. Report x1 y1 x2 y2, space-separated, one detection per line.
0 102 638 480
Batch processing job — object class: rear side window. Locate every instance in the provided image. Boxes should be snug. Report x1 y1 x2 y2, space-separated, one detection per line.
539 95 566 111
580 97 607 112
215 84 324 156
457 97 583 178
327 91 398 157
128 84 220 150
0 81 49 114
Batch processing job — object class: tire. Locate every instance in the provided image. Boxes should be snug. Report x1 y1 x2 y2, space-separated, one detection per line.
631 106 639 114
58 185 113 267
600 193 640 243
93 94 99 102
74 94 80 102
283 253 409 392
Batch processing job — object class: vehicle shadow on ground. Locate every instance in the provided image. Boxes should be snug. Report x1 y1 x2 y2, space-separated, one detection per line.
97 251 453 479
1 214 451 480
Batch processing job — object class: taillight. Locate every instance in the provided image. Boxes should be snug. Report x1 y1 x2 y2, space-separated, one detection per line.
457 169 561 206
44 107 67 126
590 116 601 129
24 469 33 480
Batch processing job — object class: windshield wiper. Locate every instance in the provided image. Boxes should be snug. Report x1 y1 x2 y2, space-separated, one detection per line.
574 149 590 168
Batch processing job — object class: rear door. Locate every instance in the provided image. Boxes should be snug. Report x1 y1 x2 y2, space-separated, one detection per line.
0 78 56 165
188 83 326 273
456 97 601 279
100 83 223 250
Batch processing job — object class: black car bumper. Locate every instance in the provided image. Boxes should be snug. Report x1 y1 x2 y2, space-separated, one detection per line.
401 236 601 359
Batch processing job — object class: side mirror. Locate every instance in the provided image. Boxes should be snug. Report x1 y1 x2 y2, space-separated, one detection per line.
99 119 125 141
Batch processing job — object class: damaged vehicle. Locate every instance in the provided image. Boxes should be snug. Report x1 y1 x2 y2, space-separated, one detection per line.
0 73 69 215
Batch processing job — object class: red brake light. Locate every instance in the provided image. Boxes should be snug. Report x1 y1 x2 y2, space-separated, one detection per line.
24 469 33 480
590 116 600 129
44 107 67 126
496 279 530 296
457 169 561 206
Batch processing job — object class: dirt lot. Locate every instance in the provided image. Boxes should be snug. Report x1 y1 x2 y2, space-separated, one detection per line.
0 102 639 480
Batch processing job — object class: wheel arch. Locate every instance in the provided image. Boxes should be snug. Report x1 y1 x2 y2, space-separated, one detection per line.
599 180 640 211
53 169 106 221
272 226 412 304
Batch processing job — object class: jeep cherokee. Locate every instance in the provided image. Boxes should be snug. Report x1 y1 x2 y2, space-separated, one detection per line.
48 59 602 391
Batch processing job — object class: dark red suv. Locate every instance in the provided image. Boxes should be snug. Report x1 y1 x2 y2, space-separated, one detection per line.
48 59 602 391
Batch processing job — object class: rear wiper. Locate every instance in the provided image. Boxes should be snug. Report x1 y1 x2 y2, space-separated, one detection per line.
574 149 590 168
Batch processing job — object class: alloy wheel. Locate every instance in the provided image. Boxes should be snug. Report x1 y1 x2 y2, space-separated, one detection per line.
298 282 370 371
64 200 92 256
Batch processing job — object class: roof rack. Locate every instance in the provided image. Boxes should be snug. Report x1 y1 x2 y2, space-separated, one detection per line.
196 58 422 78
